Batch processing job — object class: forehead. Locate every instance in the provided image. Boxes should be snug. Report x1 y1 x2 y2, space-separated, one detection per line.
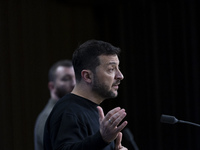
55 66 74 75
98 54 119 66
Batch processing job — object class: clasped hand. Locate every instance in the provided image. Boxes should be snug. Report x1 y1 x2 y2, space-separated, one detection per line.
97 106 128 150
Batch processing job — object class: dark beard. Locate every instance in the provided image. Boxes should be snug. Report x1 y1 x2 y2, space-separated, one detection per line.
92 75 117 99
55 87 69 99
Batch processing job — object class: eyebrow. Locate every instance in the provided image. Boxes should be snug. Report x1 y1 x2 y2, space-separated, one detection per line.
62 74 73 78
103 62 119 69
107 61 118 65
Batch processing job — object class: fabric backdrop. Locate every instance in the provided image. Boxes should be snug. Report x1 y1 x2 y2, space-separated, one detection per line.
0 0 199 149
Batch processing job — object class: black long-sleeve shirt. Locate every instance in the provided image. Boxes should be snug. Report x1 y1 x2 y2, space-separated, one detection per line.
44 93 114 150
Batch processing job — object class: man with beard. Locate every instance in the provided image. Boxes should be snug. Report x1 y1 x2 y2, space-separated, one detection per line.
44 40 128 150
34 59 75 150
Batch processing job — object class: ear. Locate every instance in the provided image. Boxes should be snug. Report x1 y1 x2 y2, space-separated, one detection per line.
48 81 54 91
81 70 92 83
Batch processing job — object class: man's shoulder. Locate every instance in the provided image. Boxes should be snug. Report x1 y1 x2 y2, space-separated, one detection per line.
55 93 84 107
35 107 51 126
51 93 91 117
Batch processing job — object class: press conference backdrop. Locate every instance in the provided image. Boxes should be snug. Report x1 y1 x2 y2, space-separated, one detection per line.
0 0 199 150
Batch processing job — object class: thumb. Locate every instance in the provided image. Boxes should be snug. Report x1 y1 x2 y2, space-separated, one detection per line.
97 106 104 122
115 132 122 150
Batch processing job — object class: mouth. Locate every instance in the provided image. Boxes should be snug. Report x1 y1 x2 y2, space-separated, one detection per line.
112 82 120 89
113 85 119 90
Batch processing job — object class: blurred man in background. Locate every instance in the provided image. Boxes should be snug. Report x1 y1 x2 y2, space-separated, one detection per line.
34 59 75 150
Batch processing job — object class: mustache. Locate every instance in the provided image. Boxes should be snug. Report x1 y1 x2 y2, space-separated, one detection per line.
113 80 121 86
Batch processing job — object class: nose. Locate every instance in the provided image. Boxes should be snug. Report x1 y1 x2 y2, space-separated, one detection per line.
115 69 124 80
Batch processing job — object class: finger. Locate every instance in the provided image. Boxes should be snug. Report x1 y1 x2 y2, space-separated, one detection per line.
111 109 126 126
116 121 128 133
105 107 121 121
97 106 104 122
115 132 122 150
112 112 126 127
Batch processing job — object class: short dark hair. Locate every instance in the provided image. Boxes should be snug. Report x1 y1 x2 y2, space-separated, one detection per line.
48 59 73 82
72 40 121 82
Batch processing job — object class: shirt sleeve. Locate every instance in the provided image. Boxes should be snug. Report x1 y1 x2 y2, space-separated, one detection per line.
49 113 111 150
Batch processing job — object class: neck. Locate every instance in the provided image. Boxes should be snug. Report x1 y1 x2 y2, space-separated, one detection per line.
71 84 104 105
50 92 59 101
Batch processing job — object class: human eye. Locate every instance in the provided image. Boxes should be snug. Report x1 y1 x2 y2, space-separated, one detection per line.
108 66 115 73
109 68 114 72
62 76 71 81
